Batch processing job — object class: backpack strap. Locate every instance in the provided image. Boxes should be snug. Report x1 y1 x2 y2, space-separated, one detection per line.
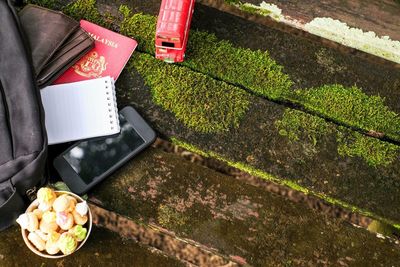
0 180 25 231
0 0 48 231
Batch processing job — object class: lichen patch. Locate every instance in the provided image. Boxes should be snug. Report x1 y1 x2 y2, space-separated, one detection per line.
305 17 400 64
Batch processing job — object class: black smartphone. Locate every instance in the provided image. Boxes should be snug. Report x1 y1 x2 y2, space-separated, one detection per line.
53 106 156 195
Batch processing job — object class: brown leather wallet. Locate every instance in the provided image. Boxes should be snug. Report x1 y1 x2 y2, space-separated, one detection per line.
19 4 94 87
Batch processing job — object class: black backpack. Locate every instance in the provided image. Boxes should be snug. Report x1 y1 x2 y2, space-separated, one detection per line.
0 0 47 230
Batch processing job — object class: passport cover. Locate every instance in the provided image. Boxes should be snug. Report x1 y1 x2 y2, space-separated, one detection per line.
53 20 137 84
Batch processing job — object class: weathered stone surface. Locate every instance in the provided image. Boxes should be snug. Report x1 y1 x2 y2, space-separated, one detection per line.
225 0 400 41
0 226 184 266
90 148 400 266
90 205 240 266
117 66 400 224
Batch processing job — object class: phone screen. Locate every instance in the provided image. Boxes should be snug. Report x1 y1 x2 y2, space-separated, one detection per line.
63 114 145 184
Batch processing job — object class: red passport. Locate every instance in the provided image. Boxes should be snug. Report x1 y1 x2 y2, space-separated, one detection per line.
54 20 137 84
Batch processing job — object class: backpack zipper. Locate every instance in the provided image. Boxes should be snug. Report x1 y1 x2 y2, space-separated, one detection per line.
26 186 37 202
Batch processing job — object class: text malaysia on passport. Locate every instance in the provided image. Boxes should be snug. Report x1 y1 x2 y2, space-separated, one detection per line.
53 20 138 84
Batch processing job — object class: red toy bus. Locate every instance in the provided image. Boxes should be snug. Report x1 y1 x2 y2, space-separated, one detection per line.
155 0 195 63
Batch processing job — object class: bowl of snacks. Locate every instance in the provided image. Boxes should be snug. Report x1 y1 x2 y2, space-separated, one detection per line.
16 187 92 258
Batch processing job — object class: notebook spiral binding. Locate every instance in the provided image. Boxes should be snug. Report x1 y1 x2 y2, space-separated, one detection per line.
105 77 119 132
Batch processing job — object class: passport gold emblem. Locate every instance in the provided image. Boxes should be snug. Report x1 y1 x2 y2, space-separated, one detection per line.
73 51 107 78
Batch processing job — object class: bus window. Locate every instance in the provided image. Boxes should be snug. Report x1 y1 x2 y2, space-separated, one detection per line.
162 41 175 48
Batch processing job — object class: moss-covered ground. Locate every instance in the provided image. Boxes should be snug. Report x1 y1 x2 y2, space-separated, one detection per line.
337 128 399 167
118 4 400 142
129 53 250 133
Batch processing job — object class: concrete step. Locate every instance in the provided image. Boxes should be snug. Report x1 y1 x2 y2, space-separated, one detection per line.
89 147 400 266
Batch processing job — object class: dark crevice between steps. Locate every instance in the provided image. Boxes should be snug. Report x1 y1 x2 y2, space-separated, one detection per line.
151 137 400 243
88 203 244 267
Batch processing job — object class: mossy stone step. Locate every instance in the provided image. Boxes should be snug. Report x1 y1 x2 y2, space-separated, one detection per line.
189 4 400 142
116 63 400 225
115 0 400 143
0 226 184 266
90 147 400 266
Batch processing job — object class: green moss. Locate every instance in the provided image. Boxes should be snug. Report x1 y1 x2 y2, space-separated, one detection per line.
291 85 400 142
238 3 273 17
275 108 398 167
275 109 331 145
226 1 283 19
130 52 250 133
337 129 399 167
62 0 104 24
158 205 188 228
185 31 292 100
119 6 156 54
119 10 293 101
30 0 105 24
237 3 271 16
367 220 398 237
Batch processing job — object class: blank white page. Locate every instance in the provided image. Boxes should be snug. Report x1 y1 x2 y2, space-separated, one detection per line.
41 76 119 145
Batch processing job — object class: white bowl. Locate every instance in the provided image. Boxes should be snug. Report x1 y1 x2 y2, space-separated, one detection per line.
21 190 92 258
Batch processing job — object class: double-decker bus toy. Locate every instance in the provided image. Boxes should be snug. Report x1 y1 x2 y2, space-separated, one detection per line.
155 0 195 63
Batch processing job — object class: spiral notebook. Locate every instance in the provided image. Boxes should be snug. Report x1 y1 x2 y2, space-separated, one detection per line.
40 76 119 145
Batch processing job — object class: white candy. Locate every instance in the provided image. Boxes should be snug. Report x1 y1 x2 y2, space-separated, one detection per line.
35 230 49 241
16 214 29 229
75 201 88 217
38 202 52 212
